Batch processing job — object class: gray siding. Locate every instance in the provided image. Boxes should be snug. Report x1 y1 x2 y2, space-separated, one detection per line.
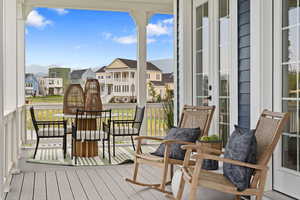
238 0 251 129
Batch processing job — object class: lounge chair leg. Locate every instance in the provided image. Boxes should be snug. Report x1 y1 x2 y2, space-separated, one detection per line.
176 172 186 200
131 136 136 151
160 163 169 192
133 160 139 181
33 138 40 159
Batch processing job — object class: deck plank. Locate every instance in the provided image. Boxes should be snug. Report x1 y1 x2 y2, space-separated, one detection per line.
66 170 88 200
56 171 74 200
76 170 102 200
106 166 143 200
122 165 166 200
95 167 130 200
34 172 47 200
46 171 60 200
85 169 116 200
20 172 34 200
5 174 24 200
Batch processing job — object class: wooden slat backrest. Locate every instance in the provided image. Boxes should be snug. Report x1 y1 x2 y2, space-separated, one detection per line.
254 110 289 165
178 105 215 136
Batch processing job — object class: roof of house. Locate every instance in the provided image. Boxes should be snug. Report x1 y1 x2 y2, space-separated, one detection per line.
108 58 161 71
150 81 165 86
96 66 106 73
70 69 88 79
162 73 174 84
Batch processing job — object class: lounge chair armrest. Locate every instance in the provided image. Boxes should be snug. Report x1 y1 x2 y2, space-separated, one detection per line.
192 153 265 170
134 136 164 141
182 144 223 155
163 140 194 145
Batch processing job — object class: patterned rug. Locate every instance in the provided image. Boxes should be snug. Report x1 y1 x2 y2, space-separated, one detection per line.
27 145 158 166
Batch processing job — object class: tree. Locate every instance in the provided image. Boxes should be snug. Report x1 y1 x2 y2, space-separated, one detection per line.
148 82 157 102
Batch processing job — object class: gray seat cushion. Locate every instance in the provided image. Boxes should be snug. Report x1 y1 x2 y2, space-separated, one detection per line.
151 127 201 160
223 125 257 191
75 130 105 140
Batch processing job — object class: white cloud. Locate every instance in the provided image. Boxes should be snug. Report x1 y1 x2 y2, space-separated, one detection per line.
50 8 69 15
102 32 112 40
74 45 81 50
163 18 174 24
26 10 52 28
113 35 137 44
147 17 173 36
113 35 156 44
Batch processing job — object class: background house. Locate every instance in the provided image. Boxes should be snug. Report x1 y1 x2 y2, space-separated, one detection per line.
70 68 96 88
48 67 71 91
39 77 64 96
25 73 40 97
96 58 174 103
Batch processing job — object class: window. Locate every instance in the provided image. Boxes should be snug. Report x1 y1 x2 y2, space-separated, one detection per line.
131 72 135 78
218 0 230 145
147 73 150 79
281 0 300 171
156 74 161 80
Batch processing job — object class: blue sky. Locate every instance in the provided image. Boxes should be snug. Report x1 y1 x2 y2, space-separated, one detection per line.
25 8 174 68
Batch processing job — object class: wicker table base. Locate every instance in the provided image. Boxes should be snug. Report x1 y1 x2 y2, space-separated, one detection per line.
72 141 98 157
73 118 99 157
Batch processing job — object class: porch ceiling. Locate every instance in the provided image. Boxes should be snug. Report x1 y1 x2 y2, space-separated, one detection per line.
24 0 173 14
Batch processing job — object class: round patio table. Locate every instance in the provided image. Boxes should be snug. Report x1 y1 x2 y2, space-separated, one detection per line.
54 113 118 157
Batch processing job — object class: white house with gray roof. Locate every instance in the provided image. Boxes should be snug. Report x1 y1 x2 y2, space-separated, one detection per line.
70 68 96 88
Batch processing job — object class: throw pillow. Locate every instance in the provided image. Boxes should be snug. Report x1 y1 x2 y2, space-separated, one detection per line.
223 125 257 191
151 127 201 160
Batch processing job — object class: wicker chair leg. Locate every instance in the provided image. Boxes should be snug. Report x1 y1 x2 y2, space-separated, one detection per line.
63 136 67 159
102 140 105 159
113 136 115 157
130 136 136 151
108 137 111 163
33 138 40 159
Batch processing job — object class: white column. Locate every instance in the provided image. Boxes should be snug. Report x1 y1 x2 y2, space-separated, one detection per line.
131 11 149 107
131 11 150 137
0 0 4 196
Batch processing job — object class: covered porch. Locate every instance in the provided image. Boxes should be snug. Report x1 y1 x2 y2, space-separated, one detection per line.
1 0 299 200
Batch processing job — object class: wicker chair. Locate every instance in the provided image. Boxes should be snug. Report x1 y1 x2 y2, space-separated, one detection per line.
84 79 103 111
109 106 145 157
71 109 111 164
30 107 67 159
125 105 215 194
173 110 289 200
63 84 85 115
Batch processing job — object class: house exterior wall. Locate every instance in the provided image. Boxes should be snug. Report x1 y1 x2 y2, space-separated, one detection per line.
238 0 251 129
39 77 64 96
48 67 71 91
25 74 39 96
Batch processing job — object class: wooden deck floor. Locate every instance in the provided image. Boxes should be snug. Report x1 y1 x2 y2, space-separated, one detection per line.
5 157 170 200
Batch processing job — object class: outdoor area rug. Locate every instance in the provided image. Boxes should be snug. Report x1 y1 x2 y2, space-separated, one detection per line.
27 145 158 166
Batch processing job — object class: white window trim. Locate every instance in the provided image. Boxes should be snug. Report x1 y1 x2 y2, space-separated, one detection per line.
250 0 274 192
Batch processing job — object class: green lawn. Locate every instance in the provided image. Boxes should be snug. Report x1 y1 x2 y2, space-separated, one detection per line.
26 95 63 104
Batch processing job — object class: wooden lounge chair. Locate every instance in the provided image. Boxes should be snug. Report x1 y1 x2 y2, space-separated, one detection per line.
125 105 215 194
173 110 289 200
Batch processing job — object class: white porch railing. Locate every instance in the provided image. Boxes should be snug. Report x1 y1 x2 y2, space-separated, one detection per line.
1 105 26 197
24 103 168 144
